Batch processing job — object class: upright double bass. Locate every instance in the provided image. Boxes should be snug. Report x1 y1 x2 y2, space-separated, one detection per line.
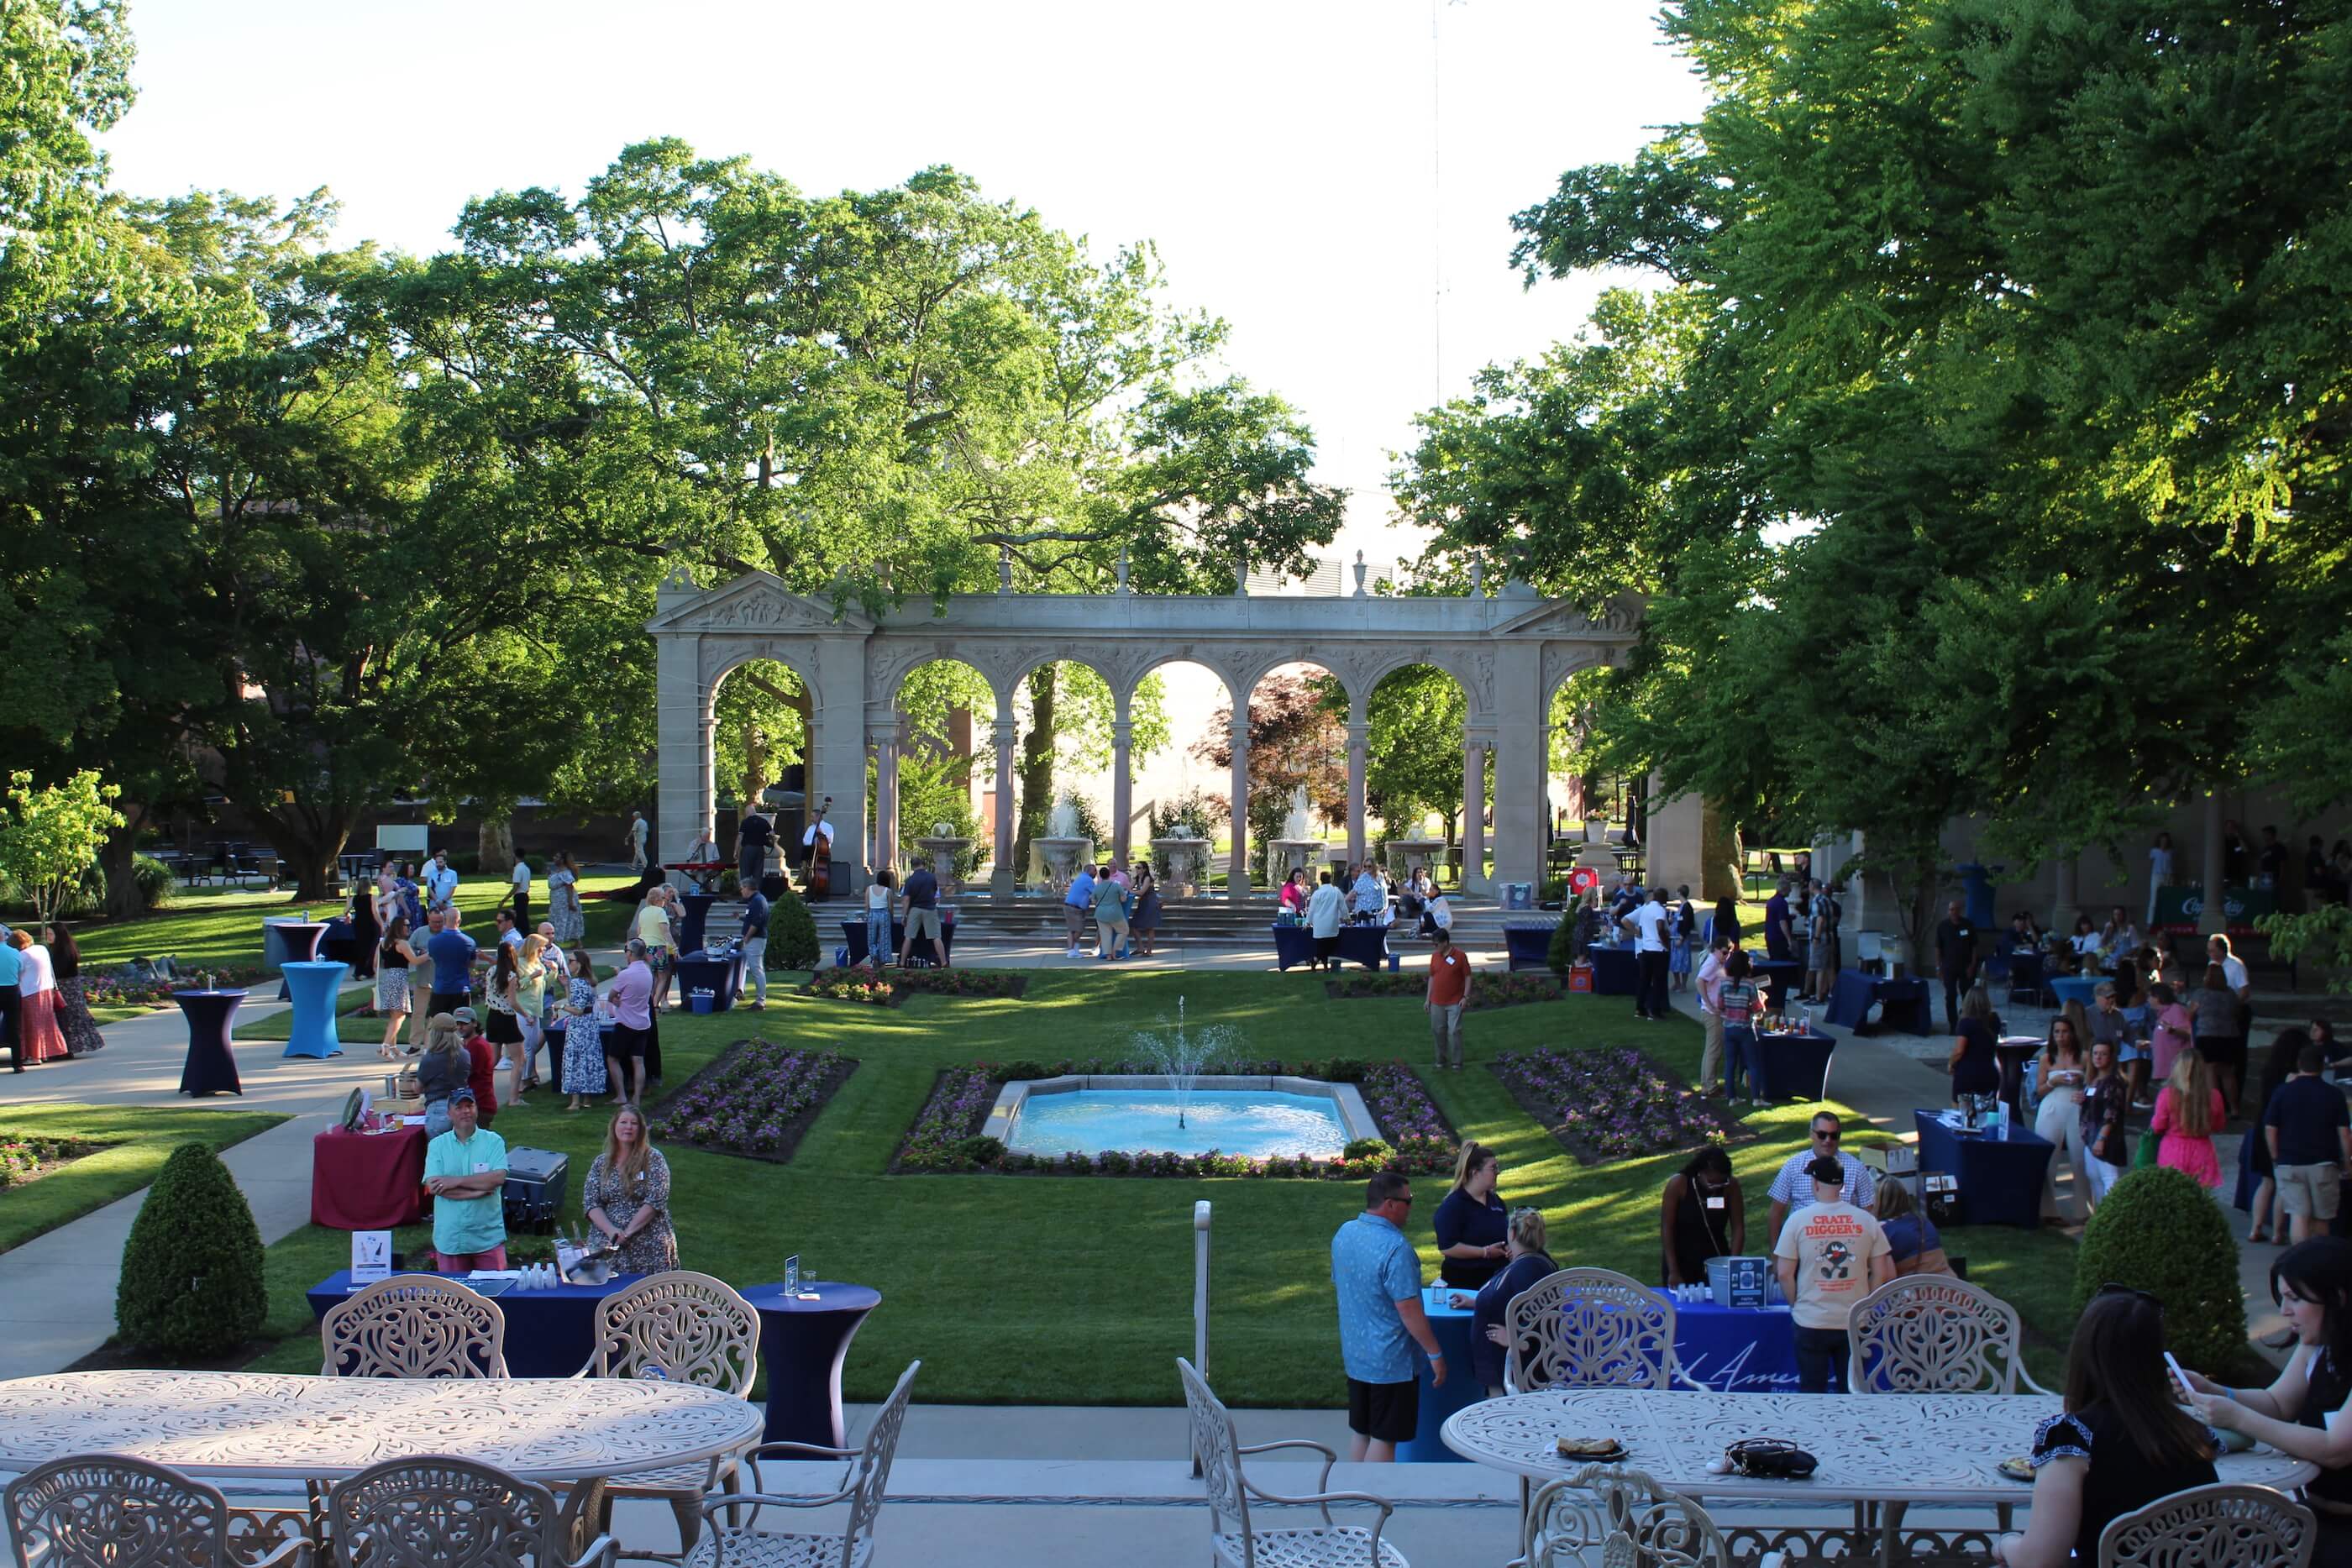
808 821 832 899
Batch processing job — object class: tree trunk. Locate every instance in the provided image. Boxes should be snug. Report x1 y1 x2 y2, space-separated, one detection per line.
1012 663 1058 880
743 722 771 811
476 815 516 874
100 805 151 920
242 803 357 903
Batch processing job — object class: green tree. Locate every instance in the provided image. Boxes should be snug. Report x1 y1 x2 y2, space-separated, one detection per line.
1190 675 1347 867
0 769 123 926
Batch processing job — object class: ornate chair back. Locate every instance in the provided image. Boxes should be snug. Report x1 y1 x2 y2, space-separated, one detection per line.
1522 1465 1734 1568
1176 1356 1253 1548
2098 1483 2315 1568
1846 1276 2027 1394
838 1360 921 1556
321 1276 509 1379
327 1457 559 1568
1505 1267 1677 1392
585 1271 759 1393
6 1455 230 1568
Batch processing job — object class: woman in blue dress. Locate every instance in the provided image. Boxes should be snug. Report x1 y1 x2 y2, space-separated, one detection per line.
559 947 609 1111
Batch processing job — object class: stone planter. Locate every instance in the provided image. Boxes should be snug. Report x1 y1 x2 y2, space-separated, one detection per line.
1152 837 1210 898
1267 837 1326 881
914 836 973 894
1385 837 1446 879
1036 836 1094 894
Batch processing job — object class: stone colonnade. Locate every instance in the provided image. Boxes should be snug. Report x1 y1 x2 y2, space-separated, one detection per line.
647 568 1650 900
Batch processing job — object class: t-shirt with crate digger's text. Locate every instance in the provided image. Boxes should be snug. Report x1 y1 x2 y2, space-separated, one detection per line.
1772 1200 1891 1330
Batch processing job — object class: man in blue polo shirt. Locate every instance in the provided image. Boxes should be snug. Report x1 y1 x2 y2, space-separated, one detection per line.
425 909 479 1019
1062 864 1095 959
1330 1172 1446 1462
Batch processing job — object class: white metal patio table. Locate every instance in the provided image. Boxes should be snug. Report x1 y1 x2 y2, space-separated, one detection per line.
0 1371 765 1548
1444 1388 2315 1565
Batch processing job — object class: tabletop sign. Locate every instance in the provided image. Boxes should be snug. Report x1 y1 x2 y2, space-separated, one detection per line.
1569 867 1600 895
351 1230 391 1285
1717 1256 1768 1308
783 1255 799 1294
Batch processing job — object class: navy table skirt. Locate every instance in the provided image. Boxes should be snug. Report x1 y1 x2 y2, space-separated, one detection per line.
740 1280 882 1450
1503 924 1559 972
1913 1108 2055 1229
1588 947 1640 995
263 919 328 999
674 951 744 1012
1657 1292 1798 1392
174 989 245 1096
307 1270 653 1377
1824 970 1934 1036
676 893 718 957
1269 924 1388 972
840 917 958 965
1754 1030 1837 1101
1749 958 1804 1010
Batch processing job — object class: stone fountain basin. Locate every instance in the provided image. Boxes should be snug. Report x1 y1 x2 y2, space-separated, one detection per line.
983 1074 1378 1158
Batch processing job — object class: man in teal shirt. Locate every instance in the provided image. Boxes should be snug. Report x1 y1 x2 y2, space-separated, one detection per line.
0 925 21 1073
423 1088 508 1269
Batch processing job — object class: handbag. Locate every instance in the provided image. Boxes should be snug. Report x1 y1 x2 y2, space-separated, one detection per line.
2133 1125 2161 1169
1724 1439 1819 1480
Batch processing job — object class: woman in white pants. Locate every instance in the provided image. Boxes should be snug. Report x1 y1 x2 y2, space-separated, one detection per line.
2035 1016 2092 1220
2078 1038 2129 1207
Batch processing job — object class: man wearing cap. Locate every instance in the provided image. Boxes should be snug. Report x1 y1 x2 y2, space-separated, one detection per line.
449 1006 499 1125
423 1088 508 1272
1774 1153 1894 1392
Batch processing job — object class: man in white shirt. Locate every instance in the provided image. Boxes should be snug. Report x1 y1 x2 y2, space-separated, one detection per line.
422 851 459 914
1767 1111 1880 1240
499 855 532 928
624 810 648 872
800 797 836 892
1622 888 1673 1022
1695 936 1731 1094
1305 871 1347 971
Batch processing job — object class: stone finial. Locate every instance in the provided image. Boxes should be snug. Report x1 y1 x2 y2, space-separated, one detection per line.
1234 557 1249 596
1117 545 1131 595
998 543 1013 595
1352 550 1368 597
1467 560 1485 597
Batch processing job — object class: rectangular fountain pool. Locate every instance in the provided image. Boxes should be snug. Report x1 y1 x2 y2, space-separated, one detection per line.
1005 1089 1349 1159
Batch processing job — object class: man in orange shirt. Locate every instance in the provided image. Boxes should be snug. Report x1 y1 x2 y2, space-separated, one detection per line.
1426 930 1471 1071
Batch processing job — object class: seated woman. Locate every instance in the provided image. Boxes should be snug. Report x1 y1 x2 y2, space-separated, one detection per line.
1660 1145 1745 1289
1872 1181 1951 1277
2066 915 2102 974
1464 1207 1558 1398
1992 1285 2218 1566
584 1105 677 1273
2189 1237 2352 1566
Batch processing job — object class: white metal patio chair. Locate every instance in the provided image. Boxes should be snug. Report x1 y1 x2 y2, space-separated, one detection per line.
320 1275 510 1379
1503 1266 1695 1393
687 1359 920 1568
6 1453 312 1568
1177 1356 1407 1568
328 1455 615 1568
1511 1465 1780 1568
2098 1483 2314 1568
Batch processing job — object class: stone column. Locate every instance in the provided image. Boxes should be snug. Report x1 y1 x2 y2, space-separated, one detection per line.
813 657 866 896
991 701 1017 902
2050 852 2080 937
1486 642 1544 897
1228 709 1253 900
1346 699 1369 868
1110 697 1134 871
870 711 902 880
1462 740 1488 895
2198 792 2228 936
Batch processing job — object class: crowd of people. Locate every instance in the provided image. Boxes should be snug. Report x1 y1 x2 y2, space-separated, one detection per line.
0 920 106 1068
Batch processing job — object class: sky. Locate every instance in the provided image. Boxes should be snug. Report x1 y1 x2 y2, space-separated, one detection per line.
98 0 1710 815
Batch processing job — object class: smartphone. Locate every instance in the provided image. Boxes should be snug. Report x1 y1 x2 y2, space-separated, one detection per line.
2163 1350 2191 1400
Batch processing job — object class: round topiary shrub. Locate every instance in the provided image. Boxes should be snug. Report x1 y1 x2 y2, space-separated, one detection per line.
767 887 818 969
2071 1165 2248 1375
1344 1137 1393 1162
116 1143 266 1358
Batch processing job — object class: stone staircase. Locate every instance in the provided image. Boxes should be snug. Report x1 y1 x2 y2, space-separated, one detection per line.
747 893 1539 952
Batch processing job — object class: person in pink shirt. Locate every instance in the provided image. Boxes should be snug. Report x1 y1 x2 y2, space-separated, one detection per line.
2148 980 2195 1085
603 940 655 1106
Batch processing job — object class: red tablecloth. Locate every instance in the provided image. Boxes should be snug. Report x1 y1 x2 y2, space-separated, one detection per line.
310 1124 427 1230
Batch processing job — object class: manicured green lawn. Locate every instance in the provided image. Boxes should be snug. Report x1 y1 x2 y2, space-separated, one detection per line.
229 970 2000 1407
0 1103 286 1254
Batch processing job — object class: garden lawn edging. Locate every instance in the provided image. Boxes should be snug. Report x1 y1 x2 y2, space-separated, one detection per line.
1492 1046 1747 1165
892 1057 1455 1177
1323 971 1561 1010
644 1039 857 1163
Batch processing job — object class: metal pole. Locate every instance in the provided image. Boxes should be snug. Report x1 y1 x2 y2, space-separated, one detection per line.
1190 1199 1212 1476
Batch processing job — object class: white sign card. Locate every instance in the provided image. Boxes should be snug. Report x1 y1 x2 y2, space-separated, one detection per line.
352 1230 392 1284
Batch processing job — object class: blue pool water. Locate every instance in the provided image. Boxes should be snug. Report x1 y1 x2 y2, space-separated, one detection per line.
1006 1089 1347 1158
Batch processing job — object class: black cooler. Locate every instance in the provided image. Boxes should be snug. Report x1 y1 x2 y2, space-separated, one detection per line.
502 1147 569 1233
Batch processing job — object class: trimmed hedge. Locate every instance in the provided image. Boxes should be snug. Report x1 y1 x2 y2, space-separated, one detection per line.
2071 1165 2247 1375
768 886 818 969
116 1142 266 1357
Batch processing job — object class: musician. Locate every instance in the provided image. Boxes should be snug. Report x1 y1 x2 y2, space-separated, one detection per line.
736 809 772 892
800 797 836 899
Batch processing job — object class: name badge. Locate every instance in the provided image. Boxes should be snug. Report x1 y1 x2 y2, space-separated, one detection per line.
473 1162 489 1174
1705 1196 1727 1210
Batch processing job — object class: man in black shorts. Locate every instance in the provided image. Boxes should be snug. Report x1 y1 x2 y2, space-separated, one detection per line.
1329 1171 1446 1461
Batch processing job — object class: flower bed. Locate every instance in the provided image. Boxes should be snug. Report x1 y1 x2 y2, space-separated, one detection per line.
645 1039 856 1163
81 964 273 1012
0 1137 99 1189
1323 971 1561 1010
1491 1046 1744 1165
801 969 1028 1006
892 1057 1456 1177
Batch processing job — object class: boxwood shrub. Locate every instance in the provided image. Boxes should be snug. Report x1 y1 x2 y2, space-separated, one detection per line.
2071 1165 2248 1376
116 1143 266 1357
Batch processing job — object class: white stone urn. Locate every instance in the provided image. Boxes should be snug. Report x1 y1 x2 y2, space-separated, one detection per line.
1267 837 1326 881
1385 837 1446 879
1152 836 1210 898
914 836 973 894
1036 836 1094 894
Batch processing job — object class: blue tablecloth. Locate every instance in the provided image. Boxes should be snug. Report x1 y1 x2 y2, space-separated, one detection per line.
741 1281 884 1450
1754 1030 1837 1101
1588 946 1639 995
1913 1108 2055 1229
174 989 245 1096
262 918 328 999
281 960 349 1058
1656 1291 1798 1392
1269 924 1389 973
1406 1287 1485 1462
2049 975 2103 1010
308 1269 649 1377
1750 958 1804 1009
1503 923 1559 972
1824 970 1933 1036
674 951 745 1012
839 917 958 966
676 893 718 957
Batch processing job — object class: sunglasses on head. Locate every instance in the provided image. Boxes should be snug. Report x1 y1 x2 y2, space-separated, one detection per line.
2096 1281 2161 1310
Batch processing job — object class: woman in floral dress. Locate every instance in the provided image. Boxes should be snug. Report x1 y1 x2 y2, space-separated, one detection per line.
45 925 103 1057
559 947 607 1110
584 1105 677 1272
547 852 585 946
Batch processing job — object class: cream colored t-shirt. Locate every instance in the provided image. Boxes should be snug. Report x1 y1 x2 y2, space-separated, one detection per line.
1773 1199 1891 1330
636 905 673 951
